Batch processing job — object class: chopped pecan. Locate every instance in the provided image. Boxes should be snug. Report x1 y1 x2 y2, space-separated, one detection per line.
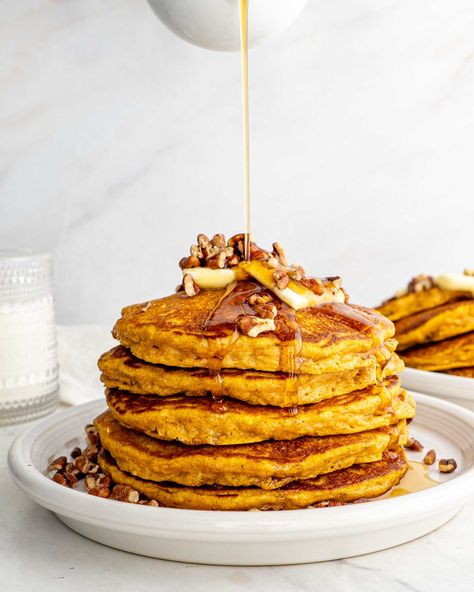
407 274 434 294
404 438 424 452
110 484 140 503
52 472 69 487
300 277 324 295
190 244 203 259
439 458 457 473
197 234 210 249
47 456 67 473
288 265 305 281
236 315 276 337
248 293 273 306
249 243 269 261
85 424 99 446
179 255 201 269
423 449 436 465
183 274 200 297
210 233 226 248
70 447 82 459
227 254 241 267
254 303 277 319
272 242 287 266
273 270 289 291
88 487 111 498
207 251 227 269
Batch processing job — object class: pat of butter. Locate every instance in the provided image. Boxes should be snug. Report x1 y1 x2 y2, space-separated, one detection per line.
241 261 345 310
435 273 474 296
183 267 236 289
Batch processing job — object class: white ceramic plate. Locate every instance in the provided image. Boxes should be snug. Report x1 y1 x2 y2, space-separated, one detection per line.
402 368 474 411
8 394 474 565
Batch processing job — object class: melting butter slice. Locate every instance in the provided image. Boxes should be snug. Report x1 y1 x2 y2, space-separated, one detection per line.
241 261 345 310
435 273 474 296
183 267 236 289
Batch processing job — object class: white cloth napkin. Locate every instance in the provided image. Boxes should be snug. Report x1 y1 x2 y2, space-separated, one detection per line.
57 325 116 406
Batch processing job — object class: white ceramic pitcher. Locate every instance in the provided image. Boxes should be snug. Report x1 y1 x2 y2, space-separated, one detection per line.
146 0 308 51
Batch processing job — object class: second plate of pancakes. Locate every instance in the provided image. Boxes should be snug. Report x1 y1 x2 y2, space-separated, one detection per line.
402 368 474 410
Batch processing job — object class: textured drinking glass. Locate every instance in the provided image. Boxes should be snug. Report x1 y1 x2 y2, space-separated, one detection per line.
0 250 59 425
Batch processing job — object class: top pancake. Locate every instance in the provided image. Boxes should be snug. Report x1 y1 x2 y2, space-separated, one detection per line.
112 286 395 374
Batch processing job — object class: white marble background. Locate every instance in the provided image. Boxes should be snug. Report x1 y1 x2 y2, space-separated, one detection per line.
1 0 474 324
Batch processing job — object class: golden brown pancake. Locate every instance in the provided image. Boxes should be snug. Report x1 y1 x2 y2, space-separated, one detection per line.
99 345 404 407
395 300 474 350
378 288 470 322
112 287 395 374
444 367 474 378
401 332 474 371
95 411 406 489
98 448 408 510
105 378 414 446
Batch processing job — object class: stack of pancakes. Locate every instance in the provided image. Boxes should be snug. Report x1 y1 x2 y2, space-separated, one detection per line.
94 279 415 510
378 276 474 377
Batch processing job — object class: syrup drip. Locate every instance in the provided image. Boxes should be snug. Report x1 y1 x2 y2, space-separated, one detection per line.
202 280 303 407
321 302 396 421
387 461 439 497
239 0 251 260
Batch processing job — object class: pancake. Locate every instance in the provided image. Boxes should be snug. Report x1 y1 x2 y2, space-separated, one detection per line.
378 288 470 322
98 448 408 510
444 367 474 378
105 378 415 446
95 411 407 489
112 286 395 374
401 332 474 371
395 300 474 351
99 346 404 408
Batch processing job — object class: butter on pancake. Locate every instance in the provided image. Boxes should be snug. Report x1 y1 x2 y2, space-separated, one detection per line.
104 378 414 446
98 448 408 511
95 411 407 490
99 345 404 408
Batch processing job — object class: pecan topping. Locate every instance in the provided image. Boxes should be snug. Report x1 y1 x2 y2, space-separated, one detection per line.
236 315 276 337
248 293 273 306
183 274 200 297
47 456 67 473
273 270 290 291
253 303 277 319
179 255 201 269
404 438 424 452
407 274 434 294
423 449 436 465
272 242 287 266
110 484 140 503
439 458 457 473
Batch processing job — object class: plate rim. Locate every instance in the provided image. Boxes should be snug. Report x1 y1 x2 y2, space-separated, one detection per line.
402 367 474 401
8 393 474 541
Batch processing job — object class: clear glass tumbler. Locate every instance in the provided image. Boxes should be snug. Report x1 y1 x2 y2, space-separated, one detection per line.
0 250 59 425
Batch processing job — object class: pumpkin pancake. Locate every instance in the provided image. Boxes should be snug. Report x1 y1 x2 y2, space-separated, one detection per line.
105 377 415 446
99 345 404 408
401 332 474 371
98 448 408 510
444 367 474 378
395 300 474 351
378 288 470 322
112 286 395 374
95 411 407 489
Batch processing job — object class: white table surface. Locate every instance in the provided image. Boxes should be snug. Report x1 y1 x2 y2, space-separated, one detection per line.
1 326 474 591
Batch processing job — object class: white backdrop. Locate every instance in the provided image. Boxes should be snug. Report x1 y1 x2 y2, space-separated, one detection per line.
1 0 473 324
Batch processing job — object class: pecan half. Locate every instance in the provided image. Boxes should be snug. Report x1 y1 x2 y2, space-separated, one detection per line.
236 315 276 337
273 269 290 291
423 449 436 465
272 242 287 266
439 458 457 473
110 484 140 503
183 274 200 297
404 438 424 452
